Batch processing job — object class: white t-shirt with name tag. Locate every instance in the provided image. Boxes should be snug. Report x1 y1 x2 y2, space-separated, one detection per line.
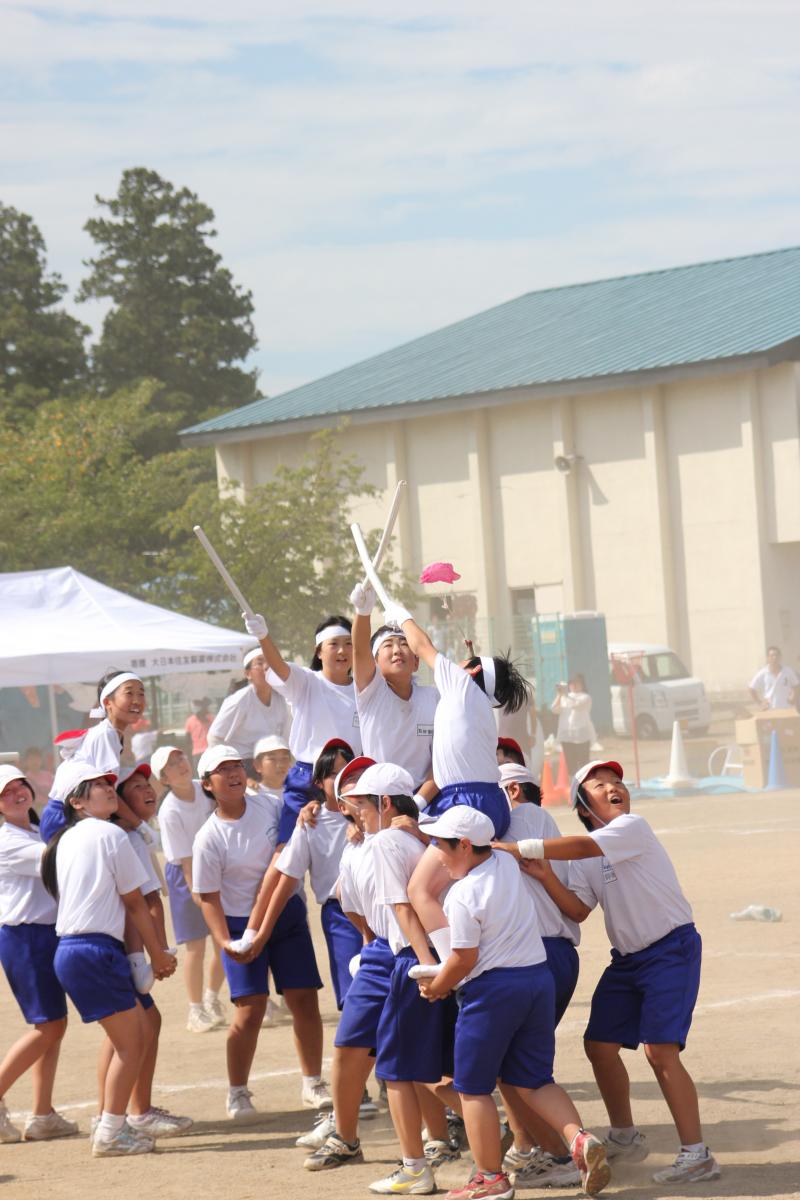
158 783 214 864
445 849 546 982
267 664 361 763
432 654 500 787
0 823 56 926
277 806 350 904
371 827 427 954
506 804 580 945
356 672 438 790
192 794 280 918
56 817 149 941
568 812 693 956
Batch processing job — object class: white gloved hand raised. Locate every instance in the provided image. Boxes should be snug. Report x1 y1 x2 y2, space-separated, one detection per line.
383 602 414 629
243 612 268 639
349 582 376 616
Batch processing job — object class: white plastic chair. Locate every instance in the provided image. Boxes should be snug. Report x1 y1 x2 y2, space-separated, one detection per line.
707 744 744 778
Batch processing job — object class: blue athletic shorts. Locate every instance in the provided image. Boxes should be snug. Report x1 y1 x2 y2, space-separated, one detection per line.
376 947 450 1083
39 800 66 844
54 933 138 1024
454 963 555 1095
542 936 580 1026
0 923 67 1025
334 936 394 1050
585 922 701 1050
427 781 510 839
276 760 313 844
223 894 322 1001
165 861 210 944
321 898 363 1010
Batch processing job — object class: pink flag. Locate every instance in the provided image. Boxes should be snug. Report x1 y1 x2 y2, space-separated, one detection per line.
419 562 461 585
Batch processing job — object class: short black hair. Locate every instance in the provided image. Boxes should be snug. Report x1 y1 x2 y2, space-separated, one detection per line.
311 742 354 789
437 836 491 854
362 793 419 820
518 781 541 806
767 645 782 656
466 651 530 714
310 615 353 671
573 784 594 832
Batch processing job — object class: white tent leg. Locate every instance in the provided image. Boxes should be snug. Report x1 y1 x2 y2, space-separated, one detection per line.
47 684 59 744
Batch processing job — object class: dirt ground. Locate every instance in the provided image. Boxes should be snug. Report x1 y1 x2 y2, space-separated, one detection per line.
1 786 798 1200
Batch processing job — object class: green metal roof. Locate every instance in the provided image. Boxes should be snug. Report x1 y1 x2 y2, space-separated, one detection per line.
183 246 800 440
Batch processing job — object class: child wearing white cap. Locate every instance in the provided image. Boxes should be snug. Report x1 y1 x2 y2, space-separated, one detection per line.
0 765 77 1145
207 648 291 766
74 669 146 774
415 806 610 1200
494 760 719 1185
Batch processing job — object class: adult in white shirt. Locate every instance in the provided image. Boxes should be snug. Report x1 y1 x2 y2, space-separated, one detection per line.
498 760 720 1185
748 645 799 710
41 763 176 1159
151 746 223 1035
208 649 292 765
551 675 594 775
241 611 362 846
0 766 75 1144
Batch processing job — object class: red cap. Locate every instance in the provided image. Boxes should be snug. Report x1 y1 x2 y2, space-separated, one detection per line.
318 738 355 759
497 736 524 759
335 755 376 800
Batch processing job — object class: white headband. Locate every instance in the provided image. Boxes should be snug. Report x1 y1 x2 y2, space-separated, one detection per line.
243 647 263 669
315 624 351 646
479 656 497 705
372 628 408 657
90 672 143 718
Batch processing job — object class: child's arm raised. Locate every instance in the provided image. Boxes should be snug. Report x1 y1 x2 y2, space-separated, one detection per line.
350 584 377 692
382 604 438 671
242 612 290 683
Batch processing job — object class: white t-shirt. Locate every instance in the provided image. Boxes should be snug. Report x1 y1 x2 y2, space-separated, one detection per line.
371 827 427 954
277 806 350 903
192 794 280 918
568 813 693 955
0 823 56 926
56 818 149 941
748 665 799 709
338 835 394 943
74 719 125 774
127 826 161 896
507 805 580 945
552 691 594 744
432 654 500 787
356 672 438 789
267 664 361 763
208 685 292 758
444 849 546 982
158 783 214 864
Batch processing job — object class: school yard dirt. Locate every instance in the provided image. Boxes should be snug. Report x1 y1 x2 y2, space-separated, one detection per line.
1 787 798 1200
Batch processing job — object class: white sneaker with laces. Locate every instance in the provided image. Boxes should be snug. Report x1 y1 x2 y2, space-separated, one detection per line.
302 1078 333 1109
0 1101 21 1143
92 1122 155 1157
604 1129 649 1162
226 1087 259 1122
128 1107 194 1138
296 1112 336 1149
515 1150 580 1187
205 993 227 1027
503 1145 538 1171
369 1163 436 1194
187 1006 216 1033
23 1110 79 1141
652 1148 721 1183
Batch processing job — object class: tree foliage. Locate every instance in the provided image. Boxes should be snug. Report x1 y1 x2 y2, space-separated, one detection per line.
0 203 88 421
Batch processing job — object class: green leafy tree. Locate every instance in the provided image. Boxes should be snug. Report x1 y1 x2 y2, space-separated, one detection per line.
78 168 259 433
0 203 88 420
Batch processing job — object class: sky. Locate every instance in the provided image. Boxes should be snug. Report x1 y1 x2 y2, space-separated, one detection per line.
3 1 800 399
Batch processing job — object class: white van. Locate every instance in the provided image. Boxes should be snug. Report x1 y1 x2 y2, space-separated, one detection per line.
608 643 712 738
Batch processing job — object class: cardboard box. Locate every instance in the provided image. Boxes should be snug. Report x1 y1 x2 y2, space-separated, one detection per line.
735 709 800 788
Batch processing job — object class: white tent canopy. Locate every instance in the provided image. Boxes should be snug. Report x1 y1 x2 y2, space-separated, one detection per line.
0 567 256 688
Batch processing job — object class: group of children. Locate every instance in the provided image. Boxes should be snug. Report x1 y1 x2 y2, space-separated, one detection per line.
0 579 720 1197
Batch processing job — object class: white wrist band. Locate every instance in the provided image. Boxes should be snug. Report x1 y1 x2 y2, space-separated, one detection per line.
413 793 428 811
518 838 545 860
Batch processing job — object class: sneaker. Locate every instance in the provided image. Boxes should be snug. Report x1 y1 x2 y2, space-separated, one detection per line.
514 1151 580 1187
226 1087 260 1122
0 1101 22 1143
92 1122 155 1157
23 1110 79 1141
444 1170 514 1199
604 1130 648 1162
360 1089 379 1119
187 1006 216 1034
262 998 279 1028
304 1132 364 1171
425 1138 462 1168
570 1131 610 1197
378 1078 388 1106
302 1078 333 1110
651 1148 721 1183
128 1106 194 1138
503 1146 538 1172
205 994 227 1028
296 1112 337 1149
447 1111 468 1149
370 1163 437 1194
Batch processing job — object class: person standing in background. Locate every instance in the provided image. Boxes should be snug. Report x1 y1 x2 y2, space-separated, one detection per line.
185 699 214 769
551 675 594 776
748 646 798 711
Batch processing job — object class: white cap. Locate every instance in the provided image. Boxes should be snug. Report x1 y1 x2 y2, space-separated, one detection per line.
421 806 496 844
197 744 243 777
50 759 117 801
253 735 291 759
498 762 535 788
150 745 182 780
352 762 414 798
570 759 624 808
0 765 27 797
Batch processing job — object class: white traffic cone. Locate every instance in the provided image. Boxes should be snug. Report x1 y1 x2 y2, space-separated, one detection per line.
664 720 695 788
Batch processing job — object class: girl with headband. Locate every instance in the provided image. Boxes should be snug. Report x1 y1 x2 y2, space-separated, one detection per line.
241 612 362 844
75 669 146 775
207 647 291 774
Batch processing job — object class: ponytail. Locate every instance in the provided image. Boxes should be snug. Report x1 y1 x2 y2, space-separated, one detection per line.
41 784 86 898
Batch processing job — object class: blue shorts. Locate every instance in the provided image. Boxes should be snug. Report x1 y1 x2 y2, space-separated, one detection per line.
0 923 67 1025
454 963 555 1095
54 934 138 1024
542 936 580 1026
223 894 322 1001
136 989 155 1011
376 947 450 1083
321 898 363 1010
39 800 66 844
585 922 701 1050
427 782 510 840
165 861 210 944
334 937 394 1049
277 760 313 844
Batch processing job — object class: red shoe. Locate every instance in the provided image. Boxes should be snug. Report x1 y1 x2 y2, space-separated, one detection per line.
445 1171 515 1200
570 1131 611 1196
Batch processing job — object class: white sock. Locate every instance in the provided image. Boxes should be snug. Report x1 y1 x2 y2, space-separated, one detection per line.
97 1112 126 1139
681 1142 706 1155
189 1002 204 1013
128 1110 153 1126
610 1126 637 1143
429 926 451 961
228 1085 248 1099
303 1075 322 1087
203 988 219 1003
403 1156 427 1171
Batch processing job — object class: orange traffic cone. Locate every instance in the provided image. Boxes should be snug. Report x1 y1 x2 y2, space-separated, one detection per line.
540 757 558 807
554 750 570 805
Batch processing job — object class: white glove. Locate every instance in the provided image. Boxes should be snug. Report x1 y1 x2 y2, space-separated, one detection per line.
244 612 268 639
349 582 376 616
383 602 413 628
227 928 259 954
